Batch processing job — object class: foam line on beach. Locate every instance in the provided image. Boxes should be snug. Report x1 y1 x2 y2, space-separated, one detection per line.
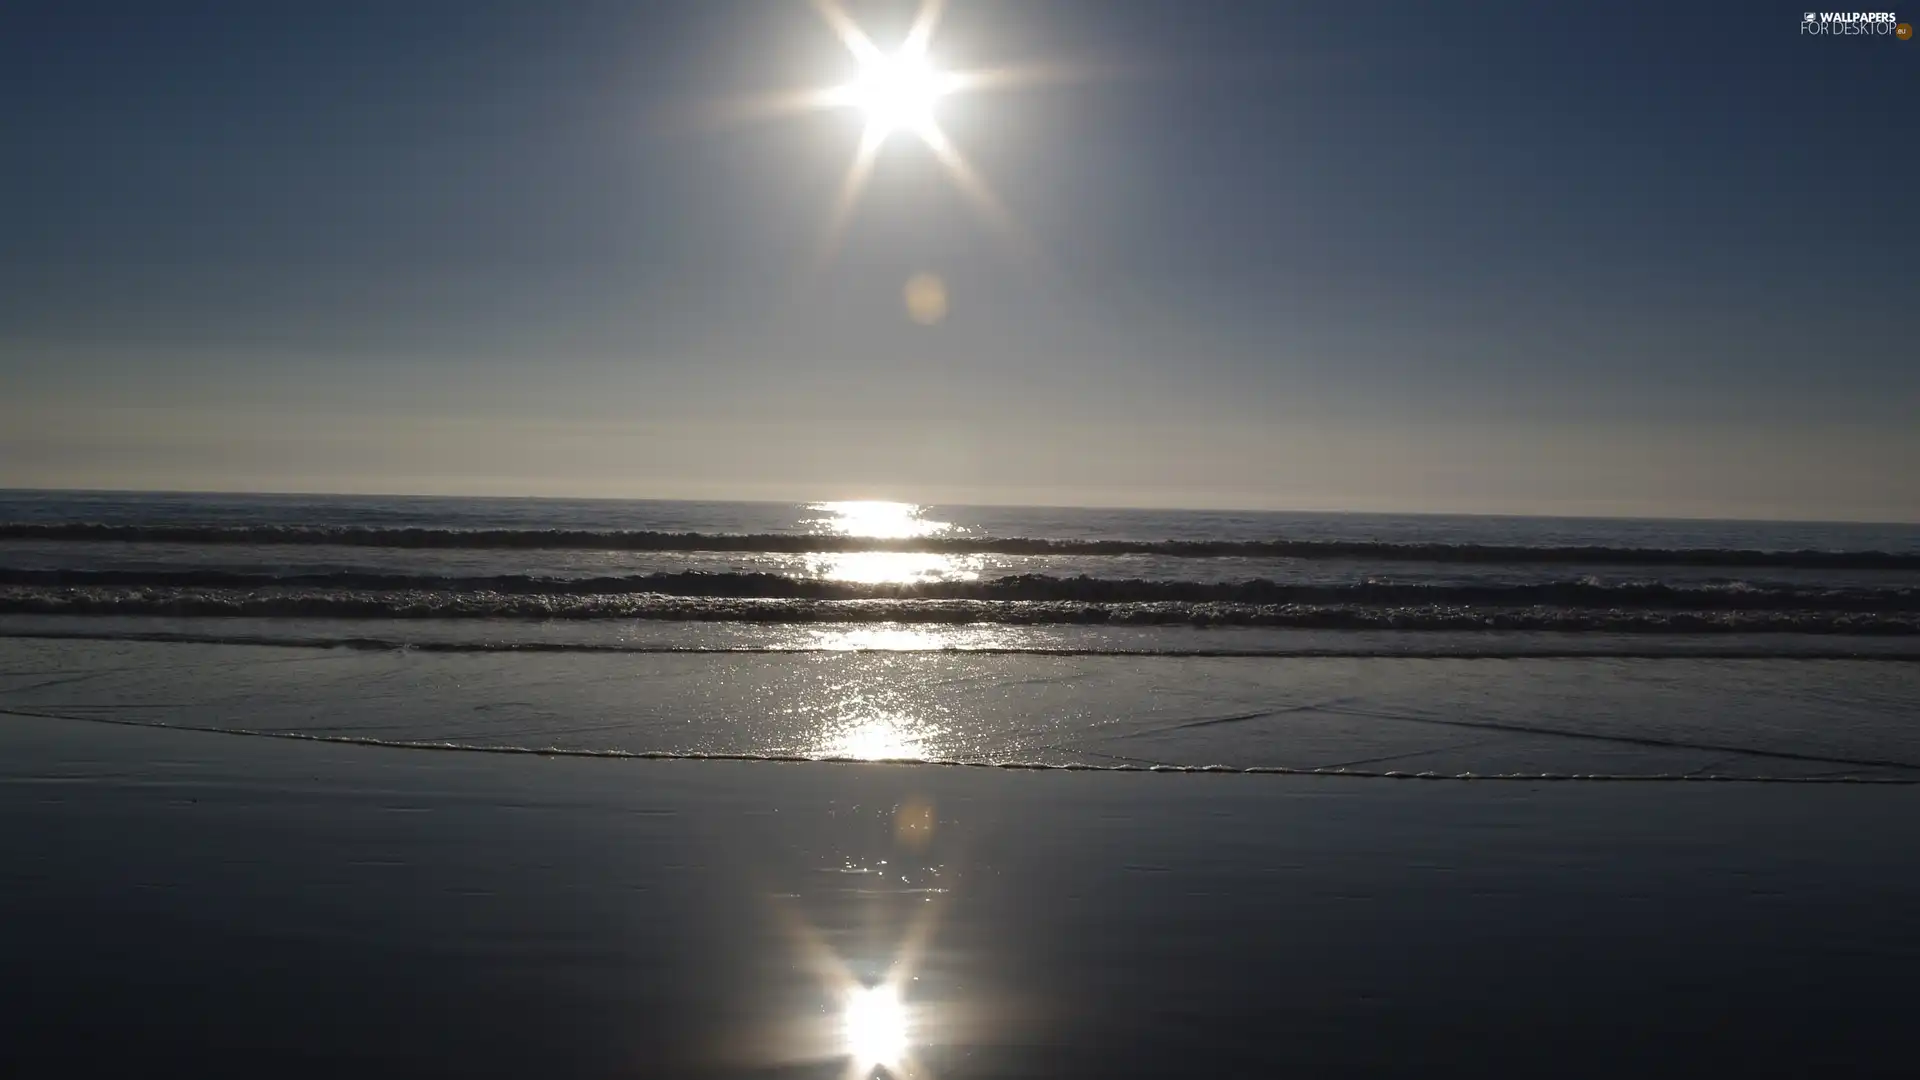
4 705 1914 784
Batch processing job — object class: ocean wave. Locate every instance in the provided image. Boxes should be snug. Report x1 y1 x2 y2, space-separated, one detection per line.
7 626 1919 659
3 586 1915 633
6 523 1919 568
3 568 1916 612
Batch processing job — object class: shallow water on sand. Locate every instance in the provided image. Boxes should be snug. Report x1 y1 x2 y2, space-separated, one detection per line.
5 637 1917 781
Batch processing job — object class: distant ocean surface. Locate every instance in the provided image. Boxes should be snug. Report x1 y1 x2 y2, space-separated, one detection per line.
4 490 1919 780
6 490 1920 636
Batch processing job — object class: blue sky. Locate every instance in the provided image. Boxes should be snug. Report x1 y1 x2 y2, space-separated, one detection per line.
2 1 1914 519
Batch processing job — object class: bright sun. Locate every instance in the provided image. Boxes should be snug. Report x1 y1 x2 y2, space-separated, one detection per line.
706 0 1085 272
844 50 947 138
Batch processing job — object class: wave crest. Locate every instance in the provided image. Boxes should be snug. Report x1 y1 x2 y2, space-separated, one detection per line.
5 523 1918 569
3 568 1916 612
4 586 1916 634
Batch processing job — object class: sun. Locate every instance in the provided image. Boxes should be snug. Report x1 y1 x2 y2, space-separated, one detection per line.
698 0 1093 274
843 50 948 139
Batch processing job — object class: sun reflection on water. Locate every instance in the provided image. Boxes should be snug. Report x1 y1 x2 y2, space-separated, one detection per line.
818 711 933 761
800 502 980 586
805 551 983 585
763 788 953 1080
842 982 910 1073
799 624 1030 653
806 500 957 540
807 626 962 651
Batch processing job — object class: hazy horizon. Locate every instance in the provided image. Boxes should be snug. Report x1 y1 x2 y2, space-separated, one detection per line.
5 2 1914 521
8 482 1919 528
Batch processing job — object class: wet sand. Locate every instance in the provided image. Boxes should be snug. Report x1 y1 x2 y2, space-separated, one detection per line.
4 712 1917 1077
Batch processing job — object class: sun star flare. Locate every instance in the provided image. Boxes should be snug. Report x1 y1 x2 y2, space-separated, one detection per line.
759 0 1058 274
839 48 949 139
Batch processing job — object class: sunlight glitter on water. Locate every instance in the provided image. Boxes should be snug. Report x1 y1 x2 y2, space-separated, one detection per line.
804 501 957 540
816 710 936 761
799 503 979 585
802 551 984 584
800 625 1021 651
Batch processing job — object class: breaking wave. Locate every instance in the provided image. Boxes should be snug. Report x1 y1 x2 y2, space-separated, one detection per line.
6 523 1919 569
7 626 1919 659
4 586 1916 633
3 568 1916 612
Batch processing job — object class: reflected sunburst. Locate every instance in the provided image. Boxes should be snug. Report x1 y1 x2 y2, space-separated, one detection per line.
842 982 910 1074
766 849 953 1079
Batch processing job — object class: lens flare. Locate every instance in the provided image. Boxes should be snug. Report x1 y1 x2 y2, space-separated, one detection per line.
903 273 949 325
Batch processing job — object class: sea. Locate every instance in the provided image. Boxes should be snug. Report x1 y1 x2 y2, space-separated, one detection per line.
4 489 1919 781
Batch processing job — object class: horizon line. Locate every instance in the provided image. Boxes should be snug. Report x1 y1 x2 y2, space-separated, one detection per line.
2 484 1915 530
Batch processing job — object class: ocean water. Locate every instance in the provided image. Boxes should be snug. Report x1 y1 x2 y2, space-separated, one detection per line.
3 490 1918 780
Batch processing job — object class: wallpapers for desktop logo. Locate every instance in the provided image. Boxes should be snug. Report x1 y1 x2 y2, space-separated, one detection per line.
1799 11 1910 36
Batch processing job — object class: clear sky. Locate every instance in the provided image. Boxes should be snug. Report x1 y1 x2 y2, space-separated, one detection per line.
2 1 1914 520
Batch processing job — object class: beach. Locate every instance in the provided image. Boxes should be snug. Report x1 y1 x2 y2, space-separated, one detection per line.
5 493 1919 1076
7 708 1919 1077
7 0 1912 1071
7 0 1916 1070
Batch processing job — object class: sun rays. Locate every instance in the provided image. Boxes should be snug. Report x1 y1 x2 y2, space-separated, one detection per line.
695 0 1086 276
805 0 1021 271
767 817 955 1079
817 0 949 118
